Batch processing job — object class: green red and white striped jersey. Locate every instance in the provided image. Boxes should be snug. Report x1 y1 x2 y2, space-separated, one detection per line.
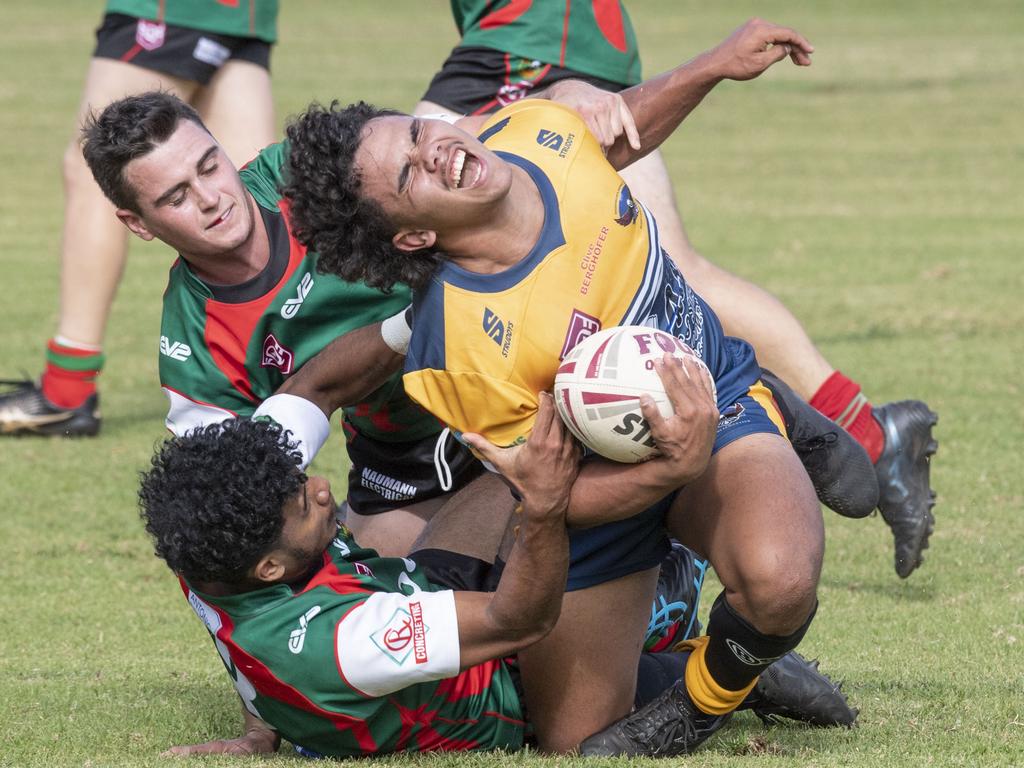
104 0 279 43
158 141 443 444
182 526 525 757
452 0 641 85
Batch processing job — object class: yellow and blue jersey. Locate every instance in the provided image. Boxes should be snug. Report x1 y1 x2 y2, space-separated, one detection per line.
404 100 764 447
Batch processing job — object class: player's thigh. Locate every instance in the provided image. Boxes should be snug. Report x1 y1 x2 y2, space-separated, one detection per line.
668 432 823 627
516 567 658 754
408 471 517 561
193 59 275 166
343 497 441 557
67 58 196 169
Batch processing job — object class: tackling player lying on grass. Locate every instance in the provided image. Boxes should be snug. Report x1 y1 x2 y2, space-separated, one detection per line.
282 17 852 756
139 416 855 758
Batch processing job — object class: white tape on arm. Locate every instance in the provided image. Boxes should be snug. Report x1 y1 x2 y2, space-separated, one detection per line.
252 394 330 470
380 306 413 355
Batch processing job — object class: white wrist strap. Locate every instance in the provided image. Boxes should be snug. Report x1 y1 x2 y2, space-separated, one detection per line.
252 394 330 470
381 306 413 355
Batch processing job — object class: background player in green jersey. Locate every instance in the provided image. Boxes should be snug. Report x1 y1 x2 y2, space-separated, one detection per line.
417 1 937 580
0 1 277 437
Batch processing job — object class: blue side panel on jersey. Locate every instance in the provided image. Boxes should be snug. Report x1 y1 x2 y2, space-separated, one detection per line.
433 152 565 294
406 281 448 373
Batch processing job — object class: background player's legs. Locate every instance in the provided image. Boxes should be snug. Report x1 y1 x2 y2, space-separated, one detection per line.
619 150 834 399
516 567 658 753
191 59 276 166
57 60 198 353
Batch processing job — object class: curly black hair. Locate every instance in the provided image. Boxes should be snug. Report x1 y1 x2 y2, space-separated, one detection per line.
283 100 445 292
81 90 208 211
138 419 307 585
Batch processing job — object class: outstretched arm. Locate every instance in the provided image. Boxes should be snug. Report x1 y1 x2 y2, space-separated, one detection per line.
606 18 814 170
454 393 579 668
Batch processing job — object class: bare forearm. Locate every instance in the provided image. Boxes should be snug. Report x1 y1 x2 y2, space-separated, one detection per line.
566 458 685 527
606 52 720 170
456 509 569 668
275 322 403 416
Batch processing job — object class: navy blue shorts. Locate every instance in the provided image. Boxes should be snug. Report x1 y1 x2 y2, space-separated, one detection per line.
563 379 785 591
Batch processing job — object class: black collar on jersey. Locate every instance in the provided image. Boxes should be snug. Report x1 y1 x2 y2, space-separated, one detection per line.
197 204 291 304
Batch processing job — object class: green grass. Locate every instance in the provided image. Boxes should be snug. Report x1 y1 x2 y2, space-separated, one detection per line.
1 1 1022 766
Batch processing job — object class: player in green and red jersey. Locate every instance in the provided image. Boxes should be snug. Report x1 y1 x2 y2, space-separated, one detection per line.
139 411 575 758
416 1 938 580
140 417 855 757
0 1 277 440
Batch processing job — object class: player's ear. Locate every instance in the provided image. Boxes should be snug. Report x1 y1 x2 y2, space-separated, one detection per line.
252 553 287 584
116 209 156 242
392 229 436 253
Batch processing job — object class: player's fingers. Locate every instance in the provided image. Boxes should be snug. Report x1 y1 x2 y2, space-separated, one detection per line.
769 25 814 54
619 98 641 150
461 432 502 465
533 392 557 439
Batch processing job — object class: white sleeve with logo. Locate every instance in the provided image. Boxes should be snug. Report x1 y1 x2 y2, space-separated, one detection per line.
335 589 460 697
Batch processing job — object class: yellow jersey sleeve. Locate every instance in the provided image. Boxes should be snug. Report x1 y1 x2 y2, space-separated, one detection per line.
402 368 538 448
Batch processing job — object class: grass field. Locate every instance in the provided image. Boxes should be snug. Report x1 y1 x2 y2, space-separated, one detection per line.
2 1 1023 766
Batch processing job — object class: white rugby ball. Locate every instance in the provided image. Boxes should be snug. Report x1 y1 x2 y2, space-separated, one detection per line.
553 325 716 463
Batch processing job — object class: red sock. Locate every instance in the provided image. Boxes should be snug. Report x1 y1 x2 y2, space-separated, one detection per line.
40 339 105 409
809 371 885 463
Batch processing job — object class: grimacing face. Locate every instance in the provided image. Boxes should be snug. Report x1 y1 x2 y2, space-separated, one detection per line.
354 114 513 250
117 119 256 258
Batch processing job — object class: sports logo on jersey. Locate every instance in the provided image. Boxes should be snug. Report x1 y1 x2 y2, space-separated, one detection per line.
288 605 322 654
537 129 564 152
615 184 639 226
726 638 782 667
354 562 374 578
261 333 294 374
497 81 533 106
135 19 166 51
482 308 514 358
160 335 192 362
580 227 608 295
560 310 601 359
281 272 314 319
370 604 430 666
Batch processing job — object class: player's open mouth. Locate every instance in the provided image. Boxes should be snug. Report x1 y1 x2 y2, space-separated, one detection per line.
448 148 483 190
207 204 233 229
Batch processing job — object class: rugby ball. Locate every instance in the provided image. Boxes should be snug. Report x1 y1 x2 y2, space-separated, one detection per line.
553 325 716 463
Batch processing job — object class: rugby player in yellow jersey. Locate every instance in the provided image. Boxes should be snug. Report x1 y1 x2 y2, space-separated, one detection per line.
284 19 831 756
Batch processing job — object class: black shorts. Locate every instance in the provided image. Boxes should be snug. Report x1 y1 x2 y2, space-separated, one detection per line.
93 13 271 86
421 45 626 116
413 548 506 593
345 427 484 515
